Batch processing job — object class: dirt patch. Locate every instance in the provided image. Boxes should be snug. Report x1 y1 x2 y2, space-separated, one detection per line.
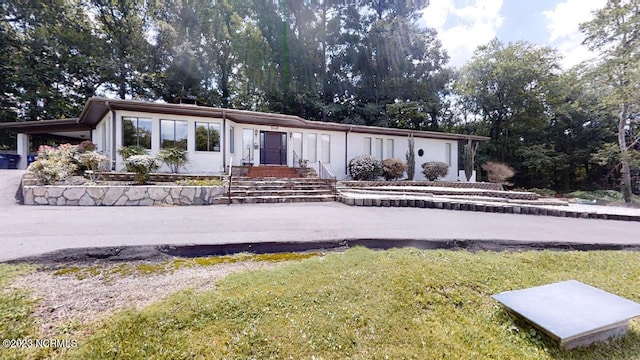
6 260 283 337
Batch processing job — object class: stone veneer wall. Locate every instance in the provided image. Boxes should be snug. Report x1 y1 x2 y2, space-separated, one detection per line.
23 185 226 206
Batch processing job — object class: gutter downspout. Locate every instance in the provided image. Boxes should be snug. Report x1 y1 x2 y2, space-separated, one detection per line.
106 101 116 171
222 110 227 170
345 126 352 175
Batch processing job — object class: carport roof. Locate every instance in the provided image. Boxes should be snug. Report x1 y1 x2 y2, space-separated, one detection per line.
0 118 90 134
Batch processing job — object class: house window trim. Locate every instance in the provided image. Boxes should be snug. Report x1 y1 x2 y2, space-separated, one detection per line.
122 116 152 149
160 119 189 151
194 121 221 152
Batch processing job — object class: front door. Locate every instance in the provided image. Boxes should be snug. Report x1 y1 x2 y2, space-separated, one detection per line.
260 131 287 165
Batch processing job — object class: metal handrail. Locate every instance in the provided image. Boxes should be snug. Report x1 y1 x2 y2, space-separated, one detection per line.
319 160 337 195
227 156 233 205
292 150 300 168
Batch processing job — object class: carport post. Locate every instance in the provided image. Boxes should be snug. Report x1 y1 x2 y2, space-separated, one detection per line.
17 133 29 169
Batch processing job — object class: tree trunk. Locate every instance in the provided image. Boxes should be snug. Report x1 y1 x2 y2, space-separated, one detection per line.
618 102 632 203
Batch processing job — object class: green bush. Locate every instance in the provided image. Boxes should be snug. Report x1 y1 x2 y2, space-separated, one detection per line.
421 161 449 181
158 147 190 173
382 158 406 181
348 155 383 181
124 155 159 184
118 146 147 171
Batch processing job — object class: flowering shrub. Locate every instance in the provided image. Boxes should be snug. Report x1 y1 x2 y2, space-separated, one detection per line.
348 155 383 181
118 146 148 171
27 144 79 184
421 162 449 181
158 147 189 173
125 155 159 184
79 151 109 180
382 158 406 181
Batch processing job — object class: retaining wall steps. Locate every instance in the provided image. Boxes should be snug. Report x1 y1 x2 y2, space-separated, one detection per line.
338 196 640 222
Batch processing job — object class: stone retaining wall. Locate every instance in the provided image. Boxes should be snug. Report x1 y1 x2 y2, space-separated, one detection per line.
23 185 226 206
340 180 504 191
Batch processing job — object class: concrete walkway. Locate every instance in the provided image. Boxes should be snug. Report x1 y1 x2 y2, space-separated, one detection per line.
2 170 640 262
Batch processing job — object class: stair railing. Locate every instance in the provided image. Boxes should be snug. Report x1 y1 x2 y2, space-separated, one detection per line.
318 160 337 195
227 156 233 205
292 150 300 168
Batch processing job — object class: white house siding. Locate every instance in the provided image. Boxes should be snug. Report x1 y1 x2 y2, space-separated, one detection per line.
90 108 460 180
105 110 224 173
345 133 459 181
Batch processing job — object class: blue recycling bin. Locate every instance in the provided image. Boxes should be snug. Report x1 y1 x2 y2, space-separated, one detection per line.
27 155 37 166
0 154 8 169
7 154 20 169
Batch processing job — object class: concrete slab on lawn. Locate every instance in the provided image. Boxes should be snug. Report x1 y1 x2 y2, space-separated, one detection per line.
493 280 640 349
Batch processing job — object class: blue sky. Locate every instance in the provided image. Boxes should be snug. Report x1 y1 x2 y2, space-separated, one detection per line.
420 0 607 69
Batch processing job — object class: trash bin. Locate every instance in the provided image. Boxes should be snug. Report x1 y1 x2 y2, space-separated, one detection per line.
0 154 8 169
7 154 20 169
27 155 37 166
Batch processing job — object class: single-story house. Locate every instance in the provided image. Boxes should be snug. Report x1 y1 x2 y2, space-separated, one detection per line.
0 97 488 181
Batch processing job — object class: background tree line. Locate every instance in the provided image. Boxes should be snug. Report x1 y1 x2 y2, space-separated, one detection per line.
1 0 638 196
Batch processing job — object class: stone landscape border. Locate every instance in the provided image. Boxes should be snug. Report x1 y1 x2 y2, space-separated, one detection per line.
340 180 504 191
338 196 640 222
22 185 225 206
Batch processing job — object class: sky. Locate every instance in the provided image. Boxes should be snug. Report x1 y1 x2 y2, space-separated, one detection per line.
420 0 607 69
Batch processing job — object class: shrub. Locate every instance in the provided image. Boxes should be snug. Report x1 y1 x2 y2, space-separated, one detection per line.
79 151 109 180
481 161 515 186
158 147 189 173
348 155 383 181
406 135 415 180
421 162 449 181
125 155 159 184
118 146 148 171
77 140 97 153
382 158 406 181
27 144 79 184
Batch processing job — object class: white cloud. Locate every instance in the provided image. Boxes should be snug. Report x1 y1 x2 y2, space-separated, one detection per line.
421 0 504 68
542 0 606 68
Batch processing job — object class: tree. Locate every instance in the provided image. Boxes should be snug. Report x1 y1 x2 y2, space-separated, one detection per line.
581 0 640 202
456 40 561 165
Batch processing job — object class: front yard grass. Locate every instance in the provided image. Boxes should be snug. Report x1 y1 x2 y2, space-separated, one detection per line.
3 248 640 359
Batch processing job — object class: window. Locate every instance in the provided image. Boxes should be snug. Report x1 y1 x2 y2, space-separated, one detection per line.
306 133 317 162
161 120 188 150
122 117 152 149
375 138 383 160
445 143 452 166
387 139 394 158
194 122 220 152
229 126 235 154
321 134 330 163
364 137 372 155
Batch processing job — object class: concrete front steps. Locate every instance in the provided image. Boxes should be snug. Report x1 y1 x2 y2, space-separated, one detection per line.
246 166 300 178
219 177 336 204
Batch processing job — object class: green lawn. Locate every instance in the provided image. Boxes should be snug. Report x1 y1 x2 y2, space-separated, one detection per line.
3 248 640 359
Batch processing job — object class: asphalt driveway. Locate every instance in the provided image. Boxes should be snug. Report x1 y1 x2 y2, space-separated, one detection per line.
2 170 640 262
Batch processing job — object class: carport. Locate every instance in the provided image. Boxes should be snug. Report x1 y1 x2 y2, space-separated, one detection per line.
0 118 91 169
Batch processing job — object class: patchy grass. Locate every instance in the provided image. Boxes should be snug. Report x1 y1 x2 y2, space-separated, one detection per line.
0 263 50 360
46 248 640 359
565 190 640 203
175 179 224 187
52 252 321 281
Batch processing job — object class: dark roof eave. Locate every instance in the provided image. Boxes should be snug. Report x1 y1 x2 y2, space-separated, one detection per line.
79 97 489 142
0 118 90 134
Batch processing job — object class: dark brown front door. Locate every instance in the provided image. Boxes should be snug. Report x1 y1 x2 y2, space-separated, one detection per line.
260 131 287 165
